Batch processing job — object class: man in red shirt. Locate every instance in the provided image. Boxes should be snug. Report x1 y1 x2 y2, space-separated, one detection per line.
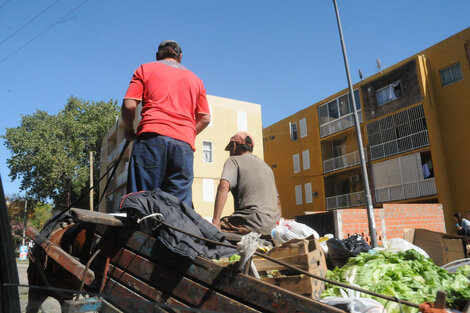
122 40 211 206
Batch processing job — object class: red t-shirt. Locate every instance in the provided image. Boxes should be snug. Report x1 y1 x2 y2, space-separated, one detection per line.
124 60 210 151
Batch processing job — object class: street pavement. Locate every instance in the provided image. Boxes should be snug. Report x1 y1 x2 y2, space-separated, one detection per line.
17 261 61 313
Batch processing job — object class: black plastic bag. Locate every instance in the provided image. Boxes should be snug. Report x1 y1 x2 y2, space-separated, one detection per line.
326 234 371 269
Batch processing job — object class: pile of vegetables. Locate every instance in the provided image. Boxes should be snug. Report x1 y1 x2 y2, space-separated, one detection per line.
322 249 470 313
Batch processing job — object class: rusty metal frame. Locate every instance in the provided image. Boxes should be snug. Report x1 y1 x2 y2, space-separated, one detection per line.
26 227 95 285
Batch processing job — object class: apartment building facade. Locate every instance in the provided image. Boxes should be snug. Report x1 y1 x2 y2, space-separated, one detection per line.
263 27 470 231
99 95 263 219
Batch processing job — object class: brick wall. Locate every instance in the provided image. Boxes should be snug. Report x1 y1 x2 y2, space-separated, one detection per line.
336 203 445 245
361 59 423 121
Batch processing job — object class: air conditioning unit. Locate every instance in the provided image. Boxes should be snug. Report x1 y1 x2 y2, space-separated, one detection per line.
350 174 361 183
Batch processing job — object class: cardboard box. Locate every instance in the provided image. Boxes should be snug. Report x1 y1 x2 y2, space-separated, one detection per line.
403 228 469 266
253 237 327 299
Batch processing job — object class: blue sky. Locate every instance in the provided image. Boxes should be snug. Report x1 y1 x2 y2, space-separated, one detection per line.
1 1 469 196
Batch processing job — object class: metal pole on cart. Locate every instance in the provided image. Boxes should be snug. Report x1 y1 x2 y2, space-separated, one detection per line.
332 0 378 248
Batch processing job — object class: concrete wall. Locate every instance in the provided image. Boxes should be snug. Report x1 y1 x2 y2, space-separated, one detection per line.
193 95 263 218
418 28 470 231
264 107 325 217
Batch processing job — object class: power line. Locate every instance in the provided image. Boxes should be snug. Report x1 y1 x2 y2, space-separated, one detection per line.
0 0 11 9
0 0 89 65
0 0 61 47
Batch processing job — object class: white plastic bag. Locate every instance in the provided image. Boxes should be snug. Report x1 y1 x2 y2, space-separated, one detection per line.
322 287 387 313
271 218 319 246
321 296 387 313
383 237 429 258
236 232 261 270
318 234 334 254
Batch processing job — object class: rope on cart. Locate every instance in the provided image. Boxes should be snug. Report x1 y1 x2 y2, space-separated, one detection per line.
150 217 419 310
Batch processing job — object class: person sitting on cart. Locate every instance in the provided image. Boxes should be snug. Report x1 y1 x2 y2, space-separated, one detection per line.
211 132 281 237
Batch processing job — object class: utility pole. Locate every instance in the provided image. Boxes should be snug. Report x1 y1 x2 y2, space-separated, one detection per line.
22 197 28 246
332 0 378 248
89 151 94 211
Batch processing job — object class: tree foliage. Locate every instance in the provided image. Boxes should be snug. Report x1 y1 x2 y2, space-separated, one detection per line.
5 194 52 249
2 97 119 209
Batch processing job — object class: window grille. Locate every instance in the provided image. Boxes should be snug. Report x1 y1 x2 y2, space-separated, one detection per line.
440 63 462 86
367 104 429 160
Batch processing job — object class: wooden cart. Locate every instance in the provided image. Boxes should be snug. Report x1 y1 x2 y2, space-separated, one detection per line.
27 208 344 313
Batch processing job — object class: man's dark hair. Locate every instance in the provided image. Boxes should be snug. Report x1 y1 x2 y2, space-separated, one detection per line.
156 40 182 61
236 136 253 152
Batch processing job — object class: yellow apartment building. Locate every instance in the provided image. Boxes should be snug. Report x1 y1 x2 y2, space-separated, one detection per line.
263 27 470 231
98 95 263 219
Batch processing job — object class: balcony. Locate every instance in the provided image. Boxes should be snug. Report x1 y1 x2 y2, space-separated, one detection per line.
374 177 436 203
320 111 363 138
116 171 127 187
326 191 366 210
107 148 117 163
116 162 129 187
323 150 366 173
370 130 429 160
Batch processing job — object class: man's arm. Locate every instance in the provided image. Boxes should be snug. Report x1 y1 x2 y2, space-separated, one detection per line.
195 113 211 134
121 99 140 141
212 179 230 230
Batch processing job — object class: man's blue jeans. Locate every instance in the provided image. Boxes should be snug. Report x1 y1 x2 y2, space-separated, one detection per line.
127 134 194 207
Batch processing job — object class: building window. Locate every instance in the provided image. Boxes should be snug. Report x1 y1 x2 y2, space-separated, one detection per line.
293 153 300 173
203 178 214 202
302 149 310 170
299 118 307 138
440 63 462 86
290 122 298 141
295 185 303 205
376 81 402 106
202 141 212 163
237 110 247 131
305 183 313 204
318 89 362 138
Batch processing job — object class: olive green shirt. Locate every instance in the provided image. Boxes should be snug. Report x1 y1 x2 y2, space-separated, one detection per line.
221 154 281 235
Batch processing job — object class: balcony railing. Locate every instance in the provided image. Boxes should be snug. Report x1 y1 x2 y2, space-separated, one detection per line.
116 162 129 187
107 148 117 163
323 150 366 173
369 130 429 160
116 171 127 187
326 191 366 210
374 177 436 203
320 111 363 138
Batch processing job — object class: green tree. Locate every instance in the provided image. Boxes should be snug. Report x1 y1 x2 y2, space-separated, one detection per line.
29 202 52 230
2 97 119 209
5 194 52 250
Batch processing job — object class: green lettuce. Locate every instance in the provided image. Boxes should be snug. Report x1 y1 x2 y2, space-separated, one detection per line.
322 249 470 313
